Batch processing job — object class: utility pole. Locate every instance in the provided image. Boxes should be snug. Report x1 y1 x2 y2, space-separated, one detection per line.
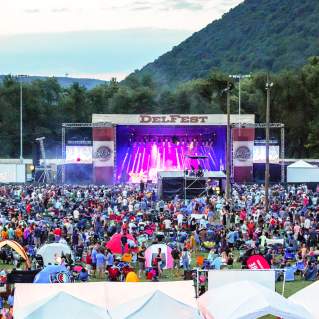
225 81 232 201
18 75 28 163
229 74 251 127
265 74 273 213
20 80 23 162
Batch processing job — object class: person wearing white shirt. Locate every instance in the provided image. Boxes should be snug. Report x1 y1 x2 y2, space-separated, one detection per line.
73 209 80 221
177 213 183 228
200 217 207 229
163 219 172 230
304 217 311 230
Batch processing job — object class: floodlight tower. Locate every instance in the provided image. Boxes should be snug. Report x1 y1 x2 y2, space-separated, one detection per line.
35 137 51 183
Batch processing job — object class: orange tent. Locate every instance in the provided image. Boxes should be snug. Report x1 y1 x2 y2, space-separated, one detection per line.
0 240 31 268
125 271 139 282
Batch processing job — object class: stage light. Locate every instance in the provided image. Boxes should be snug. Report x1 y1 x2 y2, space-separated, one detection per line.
30 165 35 171
76 157 81 162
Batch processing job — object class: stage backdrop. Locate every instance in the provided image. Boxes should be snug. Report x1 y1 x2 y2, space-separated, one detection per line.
232 128 255 183
92 126 115 185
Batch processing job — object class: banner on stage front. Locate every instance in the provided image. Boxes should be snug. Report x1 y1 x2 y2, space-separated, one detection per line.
92 141 114 167
233 141 254 167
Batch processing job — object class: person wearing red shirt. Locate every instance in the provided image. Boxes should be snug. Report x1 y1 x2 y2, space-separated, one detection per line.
54 227 62 241
26 203 32 215
247 220 255 239
239 209 247 223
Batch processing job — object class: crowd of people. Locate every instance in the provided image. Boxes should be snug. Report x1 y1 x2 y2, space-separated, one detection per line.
0 182 318 316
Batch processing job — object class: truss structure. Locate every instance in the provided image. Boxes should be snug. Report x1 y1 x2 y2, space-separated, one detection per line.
61 122 113 184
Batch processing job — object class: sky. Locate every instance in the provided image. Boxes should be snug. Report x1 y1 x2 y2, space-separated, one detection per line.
0 0 243 80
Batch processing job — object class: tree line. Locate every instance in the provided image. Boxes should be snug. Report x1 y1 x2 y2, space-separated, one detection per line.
0 56 318 159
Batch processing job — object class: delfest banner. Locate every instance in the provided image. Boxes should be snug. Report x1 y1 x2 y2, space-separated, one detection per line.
92 113 255 126
93 141 114 167
92 127 115 185
232 128 255 182
233 141 254 167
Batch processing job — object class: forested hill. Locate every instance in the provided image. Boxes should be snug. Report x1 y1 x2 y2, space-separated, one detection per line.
0 75 105 90
132 0 319 86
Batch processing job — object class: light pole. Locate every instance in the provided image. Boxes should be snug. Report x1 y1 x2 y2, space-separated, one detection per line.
223 81 233 201
265 74 273 213
17 75 28 163
229 74 251 126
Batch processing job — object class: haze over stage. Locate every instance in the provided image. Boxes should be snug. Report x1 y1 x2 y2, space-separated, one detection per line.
115 125 226 183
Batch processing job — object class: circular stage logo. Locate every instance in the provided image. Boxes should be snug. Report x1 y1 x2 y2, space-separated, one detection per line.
95 145 112 161
235 146 251 162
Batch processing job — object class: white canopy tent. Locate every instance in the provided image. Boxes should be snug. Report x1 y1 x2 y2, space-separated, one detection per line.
16 292 110 319
37 243 74 266
14 281 197 318
110 290 201 319
287 160 319 183
198 281 313 319
289 281 319 319
103 281 196 308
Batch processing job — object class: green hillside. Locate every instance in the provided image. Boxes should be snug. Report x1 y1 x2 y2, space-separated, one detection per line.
133 0 319 86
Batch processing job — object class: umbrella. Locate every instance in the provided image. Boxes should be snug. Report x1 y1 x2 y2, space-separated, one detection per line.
33 265 72 284
144 244 174 269
106 234 137 254
37 243 74 266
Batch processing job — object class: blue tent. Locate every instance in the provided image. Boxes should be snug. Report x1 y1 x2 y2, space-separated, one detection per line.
33 265 72 284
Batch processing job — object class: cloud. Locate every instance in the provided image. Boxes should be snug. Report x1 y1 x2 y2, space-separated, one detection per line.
24 9 40 14
132 1 151 5
132 6 153 11
158 0 204 11
51 8 69 13
171 0 203 10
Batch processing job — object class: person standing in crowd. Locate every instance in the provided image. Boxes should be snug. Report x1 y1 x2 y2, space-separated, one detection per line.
137 243 146 278
181 247 191 271
95 249 106 280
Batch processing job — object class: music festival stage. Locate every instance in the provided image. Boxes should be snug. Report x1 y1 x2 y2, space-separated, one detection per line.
62 114 257 194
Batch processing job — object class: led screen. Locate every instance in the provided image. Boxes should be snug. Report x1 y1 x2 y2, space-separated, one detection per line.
66 146 92 164
253 145 279 163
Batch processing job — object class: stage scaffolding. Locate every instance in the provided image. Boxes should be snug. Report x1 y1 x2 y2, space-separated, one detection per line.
231 123 285 183
61 122 113 184
61 121 285 185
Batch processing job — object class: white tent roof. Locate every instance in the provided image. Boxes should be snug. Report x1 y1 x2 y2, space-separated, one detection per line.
110 290 201 319
104 281 197 308
14 281 197 316
198 281 313 319
14 283 108 313
16 292 110 319
287 160 316 168
289 281 319 319
37 243 74 266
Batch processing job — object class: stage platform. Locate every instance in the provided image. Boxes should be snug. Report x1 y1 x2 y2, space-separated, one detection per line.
158 171 226 179
157 170 226 200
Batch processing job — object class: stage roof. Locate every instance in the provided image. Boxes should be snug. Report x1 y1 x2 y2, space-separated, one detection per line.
92 114 255 126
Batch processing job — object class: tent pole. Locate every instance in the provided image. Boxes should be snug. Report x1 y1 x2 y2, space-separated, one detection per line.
282 270 286 296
